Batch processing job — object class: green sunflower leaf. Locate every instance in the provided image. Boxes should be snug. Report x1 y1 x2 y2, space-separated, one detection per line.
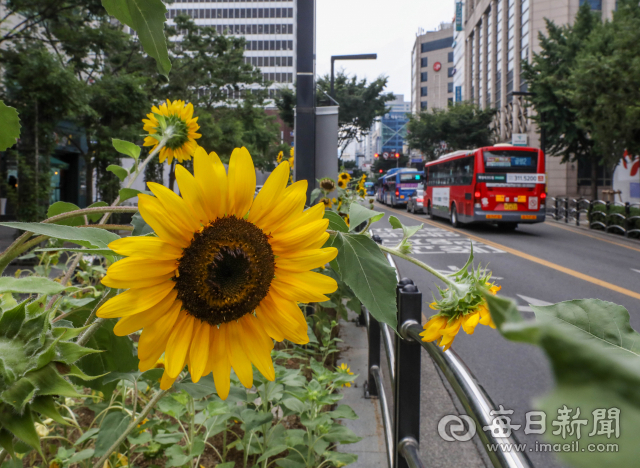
324 211 348 233
0 222 119 249
102 0 171 77
29 397 68 426
106 165 129 182
93 411 131 458
119 188 152 203
0 406 41 455
112 139 141 161
325 232 397 330
0 277 76 296
131 212 154 236
348 203 383 232
0 101 21 152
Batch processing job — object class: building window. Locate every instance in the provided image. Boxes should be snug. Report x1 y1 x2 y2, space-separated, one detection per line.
448 51 454 63
421 72 428 82
421 37 454 53
447 67 455 78
579 0 602 9
448 97 454 104
421 57 428 67
421 101 428 109
421 86 428 97
448 82 454 93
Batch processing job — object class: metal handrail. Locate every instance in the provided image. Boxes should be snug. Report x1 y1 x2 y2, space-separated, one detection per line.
371 365 394 468
405 324 533 468
398 438 426 468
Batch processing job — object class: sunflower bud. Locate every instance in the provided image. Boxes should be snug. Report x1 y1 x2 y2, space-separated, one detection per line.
319 178 336 191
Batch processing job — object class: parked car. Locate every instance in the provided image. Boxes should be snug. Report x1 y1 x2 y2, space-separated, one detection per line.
406 187 425 214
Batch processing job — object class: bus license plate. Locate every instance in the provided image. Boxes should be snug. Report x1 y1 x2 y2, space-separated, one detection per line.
521 215 537 220
486 214 502 219
504 203 518 210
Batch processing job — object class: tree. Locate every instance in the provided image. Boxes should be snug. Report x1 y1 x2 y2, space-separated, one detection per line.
567 0 640 189
407 102 495 161
275 73 394 156
521 4 600 197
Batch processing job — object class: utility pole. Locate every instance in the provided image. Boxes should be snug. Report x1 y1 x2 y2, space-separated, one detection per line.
294 0 316 200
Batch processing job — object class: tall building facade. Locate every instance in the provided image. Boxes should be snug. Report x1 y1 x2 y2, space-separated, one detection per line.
456 0 616 195
380 95 411 156
165 0 296 99
411 23 455 113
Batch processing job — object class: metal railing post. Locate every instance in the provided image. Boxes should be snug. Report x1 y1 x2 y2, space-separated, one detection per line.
588 200 593 229
625 202 631 237
393 283 423 468
554 197 558 220
365 307 381 399
576 203 580 226
564 198 569 223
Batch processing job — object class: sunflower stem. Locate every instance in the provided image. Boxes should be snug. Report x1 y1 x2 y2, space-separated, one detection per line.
98 137 168 226
378 244 463 294
91 385 173 468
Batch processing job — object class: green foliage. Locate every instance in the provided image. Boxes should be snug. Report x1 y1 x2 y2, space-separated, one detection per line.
406 102 496 161
487 295 640 467
101 0 171 76
566 0 640 174
0 297 98 454
325 231 398 330
0 222 119 250
0 101 20 151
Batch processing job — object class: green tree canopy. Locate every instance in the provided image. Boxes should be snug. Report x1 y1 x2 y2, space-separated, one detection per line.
406 102 495 161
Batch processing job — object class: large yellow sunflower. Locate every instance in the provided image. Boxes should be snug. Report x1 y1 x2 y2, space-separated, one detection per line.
98 147 338 398
143 99 201 165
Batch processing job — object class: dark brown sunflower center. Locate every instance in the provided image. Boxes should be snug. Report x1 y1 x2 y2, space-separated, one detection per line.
175 216 275 326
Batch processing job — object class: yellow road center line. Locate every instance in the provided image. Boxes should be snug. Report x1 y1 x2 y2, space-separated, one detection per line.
544 221 640 253
381 204 640 301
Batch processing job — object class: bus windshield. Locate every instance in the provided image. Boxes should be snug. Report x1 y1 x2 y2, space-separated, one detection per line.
483 150 538 173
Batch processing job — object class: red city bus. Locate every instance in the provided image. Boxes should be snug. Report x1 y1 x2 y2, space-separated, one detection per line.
423 145 546 229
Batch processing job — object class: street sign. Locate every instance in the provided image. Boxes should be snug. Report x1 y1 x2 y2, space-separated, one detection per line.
455 86 462 102
512 133 528 146
433 62 442 72
383 152 389 159
455 2 463 31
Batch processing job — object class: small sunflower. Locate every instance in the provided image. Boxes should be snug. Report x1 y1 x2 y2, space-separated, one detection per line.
319 178 336 191
143 99 201 165
276 151 283 164
338 172 351 182
337 179 347 189
336 362 355 387
358 188 366 198
98 147 338 399
320 197 332 208
420 282 501 351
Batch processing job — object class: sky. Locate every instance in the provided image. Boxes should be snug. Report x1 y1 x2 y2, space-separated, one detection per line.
316 0 456 101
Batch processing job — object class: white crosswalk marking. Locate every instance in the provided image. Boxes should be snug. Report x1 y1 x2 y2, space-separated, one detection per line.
516 295 553 313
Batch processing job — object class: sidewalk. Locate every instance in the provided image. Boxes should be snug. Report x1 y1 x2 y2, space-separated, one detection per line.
336 310 388 467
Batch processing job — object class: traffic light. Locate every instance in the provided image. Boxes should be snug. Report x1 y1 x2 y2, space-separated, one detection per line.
379 169 383 173
395 153 400 159
374 153 379 159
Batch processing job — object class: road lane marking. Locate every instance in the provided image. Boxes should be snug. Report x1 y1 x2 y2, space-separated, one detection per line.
382 205 640 302
632 269 640 274
545 222 640 253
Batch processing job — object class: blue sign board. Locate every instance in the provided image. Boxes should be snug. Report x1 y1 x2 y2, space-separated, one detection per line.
455 3 463 31
455 86 462 102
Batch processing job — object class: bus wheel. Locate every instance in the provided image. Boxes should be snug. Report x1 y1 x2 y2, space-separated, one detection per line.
450 205 460 228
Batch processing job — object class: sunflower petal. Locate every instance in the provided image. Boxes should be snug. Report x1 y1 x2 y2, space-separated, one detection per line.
97 281 175 319
248 161 290 225
225 321 254 388
270 218 330 253
239 315 274 381
138 301 182 365
259 291 309 344
147 182 200 232
175 164 209 225
275 248 338 272
108 237 183 260
257 181 307 233
194 148 227 219
227 147 256 218
138 194 191 247
210 325 231 400
271 271 337 304
113 290 178 336
189 320 211 382
165 311 195 378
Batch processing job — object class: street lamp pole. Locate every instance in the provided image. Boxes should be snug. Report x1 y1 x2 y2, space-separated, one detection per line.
330 54 377 98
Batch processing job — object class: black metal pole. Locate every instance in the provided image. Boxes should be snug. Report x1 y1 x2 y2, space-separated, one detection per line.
330 57 335 98
294 0 316 201
394 283 422 468
365 308 380 398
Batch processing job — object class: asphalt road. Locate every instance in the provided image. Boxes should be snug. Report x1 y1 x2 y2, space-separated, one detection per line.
372 202 640 468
